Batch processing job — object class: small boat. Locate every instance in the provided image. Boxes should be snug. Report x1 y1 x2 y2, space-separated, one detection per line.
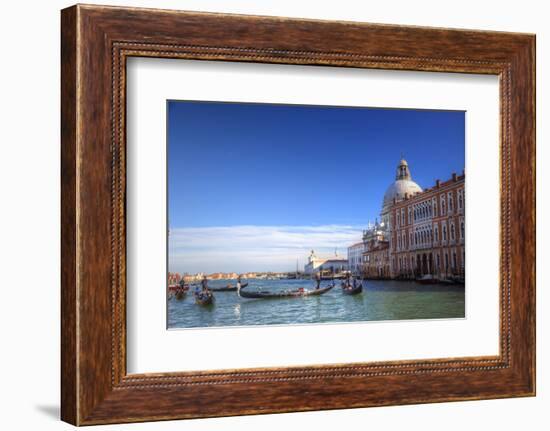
238 283 334 299
174 289 187 300
210 282 248 292
415 274 440 285
439 278 455 285
194 291 214 306
342 282 363 295
168 283 189 292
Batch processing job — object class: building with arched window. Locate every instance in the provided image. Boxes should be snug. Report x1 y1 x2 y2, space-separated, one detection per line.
389 168 465 281
346 158 465 282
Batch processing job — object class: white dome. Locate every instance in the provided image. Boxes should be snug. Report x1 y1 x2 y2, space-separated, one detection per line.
382 179 422 213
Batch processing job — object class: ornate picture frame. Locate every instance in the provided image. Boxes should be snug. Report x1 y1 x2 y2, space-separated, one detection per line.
61 4 535 425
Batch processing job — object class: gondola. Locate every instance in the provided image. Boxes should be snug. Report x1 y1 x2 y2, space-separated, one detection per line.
174 289 187 300
210 282 248 292
415 274 440 285
238 283 334 299
341 282 363 295
194 291 214 306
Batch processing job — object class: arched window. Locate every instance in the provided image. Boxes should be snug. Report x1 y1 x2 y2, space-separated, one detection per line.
440 195 446 215
460 221 465 239
434 225 439 242
451 223 456 240
443 225 447 241
448 192 454 212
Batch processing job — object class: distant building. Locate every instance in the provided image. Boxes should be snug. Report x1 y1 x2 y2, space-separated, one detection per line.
347 242 365 275
304 250 348 275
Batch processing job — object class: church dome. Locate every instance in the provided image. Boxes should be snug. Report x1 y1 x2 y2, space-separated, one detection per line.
381 159 422 215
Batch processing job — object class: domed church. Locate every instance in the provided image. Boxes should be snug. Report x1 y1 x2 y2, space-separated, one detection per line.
380 158 422 227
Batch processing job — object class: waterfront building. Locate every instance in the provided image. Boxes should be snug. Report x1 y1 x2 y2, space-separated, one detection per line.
304 250 348 275
389 172 465 280
346 157 465 281
359 220 390 277
362 238 390 278
347 242 365 275
167 272 182 285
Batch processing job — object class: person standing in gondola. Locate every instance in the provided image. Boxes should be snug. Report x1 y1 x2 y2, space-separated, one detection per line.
315 271 321 290
236 275 242 296
199 275 211 300
201 275 209 291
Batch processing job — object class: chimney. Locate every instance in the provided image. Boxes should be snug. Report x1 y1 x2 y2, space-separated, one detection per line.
436 179 441 188
452 172 457 181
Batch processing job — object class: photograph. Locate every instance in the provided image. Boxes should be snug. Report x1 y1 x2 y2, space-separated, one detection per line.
166 100 466 329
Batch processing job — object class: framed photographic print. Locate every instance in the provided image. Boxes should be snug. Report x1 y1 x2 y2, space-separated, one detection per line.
61 4 535 425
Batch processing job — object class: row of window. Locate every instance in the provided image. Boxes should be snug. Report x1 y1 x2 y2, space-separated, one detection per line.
393 218 465 252
394 188 465 228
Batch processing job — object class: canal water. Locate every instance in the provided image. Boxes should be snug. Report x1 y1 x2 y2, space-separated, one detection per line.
167 279 465 329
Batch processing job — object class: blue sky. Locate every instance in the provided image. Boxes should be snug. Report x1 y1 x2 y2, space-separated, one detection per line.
168 101 464 273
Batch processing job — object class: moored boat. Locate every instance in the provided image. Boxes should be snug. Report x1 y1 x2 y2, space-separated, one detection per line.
415 274 440 284
238 283 334 299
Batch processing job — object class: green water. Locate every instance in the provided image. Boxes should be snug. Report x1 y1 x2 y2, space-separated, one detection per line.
167 279 465 329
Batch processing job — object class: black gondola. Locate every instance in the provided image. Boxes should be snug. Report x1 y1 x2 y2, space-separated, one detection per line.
238 283 334 299
194 291 214 305
342 282 363 295
175 290 187 300
210 282 248 292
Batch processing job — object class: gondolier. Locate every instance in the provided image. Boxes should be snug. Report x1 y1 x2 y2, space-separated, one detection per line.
315 271 321 290
236 275 242 296
194 276 214 305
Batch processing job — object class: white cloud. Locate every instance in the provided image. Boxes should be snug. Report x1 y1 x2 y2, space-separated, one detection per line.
169 224 363 274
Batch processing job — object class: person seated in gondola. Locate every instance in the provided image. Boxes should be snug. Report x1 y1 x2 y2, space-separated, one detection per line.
352 277 357 289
